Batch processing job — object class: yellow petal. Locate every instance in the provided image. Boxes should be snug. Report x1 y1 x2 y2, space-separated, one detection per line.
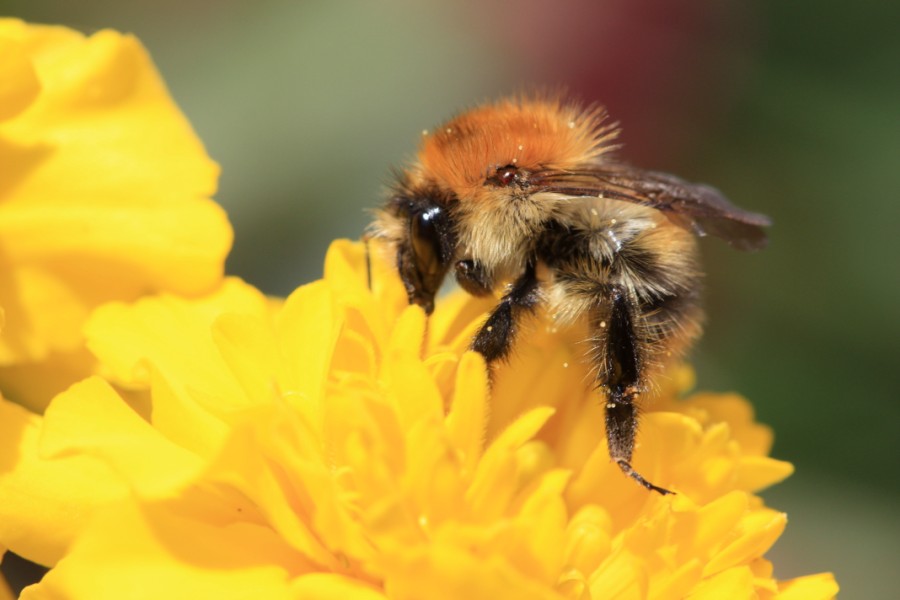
488 340 577 440
748 557 777 593
562 504 613 576
735 455 794 492
555 568 590 600
382 306 444 429
0 266 89 361
0 20 84 63
289 573 387 599
324 239 407 348
649 559 703 600
399 425 465 533
381 542 562 600
88 280 276 459
466 406 555 520
20 498 299 600
211 311 281 404
0 346 96 413
669 491 748 563
0 25 219 209
40 377 204 497
507 468 571 584
386 305 426 362
445 352 490 474
686 565 755 600
85 278 266 406
0 37 39 121
0 21 231 370
149 369 228 460
202 407 347 570
275 281 342 408
679 393 774 456
774 572 839 599
0 200 229 294
588 550 648 600
703 509 787 576
0 396 127 566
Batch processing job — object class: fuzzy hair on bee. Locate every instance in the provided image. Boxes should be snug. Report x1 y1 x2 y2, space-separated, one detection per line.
369 94 770 494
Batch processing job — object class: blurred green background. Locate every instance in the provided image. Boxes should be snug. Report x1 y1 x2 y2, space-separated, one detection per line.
3 0 898 597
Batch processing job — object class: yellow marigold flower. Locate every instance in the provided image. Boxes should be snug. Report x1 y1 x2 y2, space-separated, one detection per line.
0 19 232 409
1 240 836 599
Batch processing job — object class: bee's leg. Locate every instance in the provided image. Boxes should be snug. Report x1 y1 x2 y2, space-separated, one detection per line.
598 286 673 495
454 259 494 297
471 262 540 363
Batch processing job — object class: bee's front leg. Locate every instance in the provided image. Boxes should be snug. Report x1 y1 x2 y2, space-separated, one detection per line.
598 285 674 495
454 258 494 297
471 262 540 363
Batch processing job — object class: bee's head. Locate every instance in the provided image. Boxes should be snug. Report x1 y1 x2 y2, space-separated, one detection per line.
371 177 457 314
370 95 620 311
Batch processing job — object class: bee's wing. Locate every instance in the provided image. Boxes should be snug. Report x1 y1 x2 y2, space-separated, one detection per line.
533 164 771 251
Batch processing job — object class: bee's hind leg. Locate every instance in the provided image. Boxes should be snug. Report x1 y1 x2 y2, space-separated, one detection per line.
597 285 673 495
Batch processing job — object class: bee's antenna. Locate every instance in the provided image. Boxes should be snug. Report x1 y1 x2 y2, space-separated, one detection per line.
363 235 373 291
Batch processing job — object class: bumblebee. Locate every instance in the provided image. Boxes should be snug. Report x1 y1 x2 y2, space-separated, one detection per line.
371 96 769 494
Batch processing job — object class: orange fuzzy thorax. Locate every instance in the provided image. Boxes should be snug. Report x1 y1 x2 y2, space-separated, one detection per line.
417 96 619 196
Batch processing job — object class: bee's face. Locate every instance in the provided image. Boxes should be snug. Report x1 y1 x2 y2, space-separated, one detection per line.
379 185 457 313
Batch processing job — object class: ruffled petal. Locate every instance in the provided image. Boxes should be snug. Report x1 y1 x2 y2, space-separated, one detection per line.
0 19 231 407
774 572 839 599
20 498 299 600
0 397 127 566
40 377 205 497
85 278 268 413
0 36 40 121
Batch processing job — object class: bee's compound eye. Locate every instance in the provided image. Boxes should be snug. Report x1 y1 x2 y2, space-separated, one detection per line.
496 165 518 187
410 206 445 277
